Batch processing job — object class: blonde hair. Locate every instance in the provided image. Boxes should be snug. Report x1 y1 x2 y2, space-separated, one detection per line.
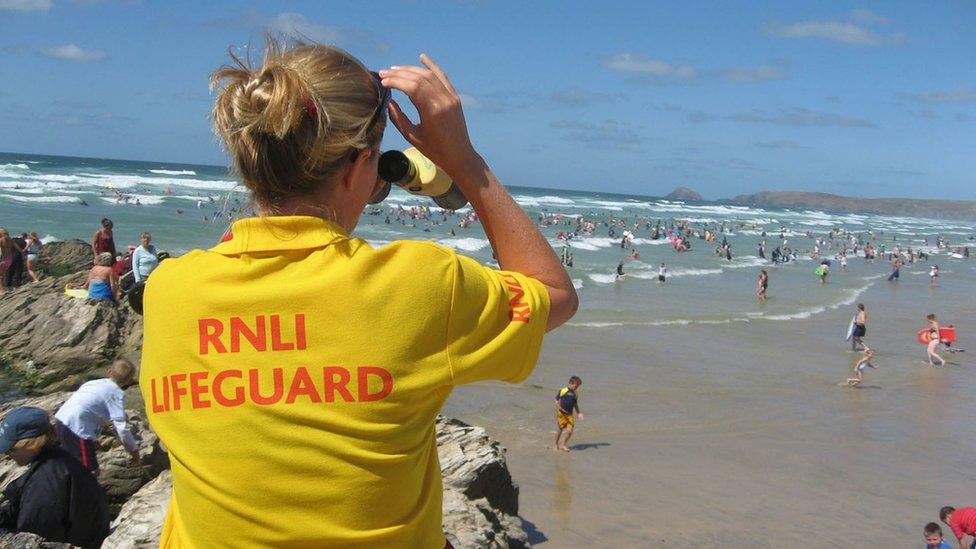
108 359 137 387
210 37 387 210
11 432 54 453
0 227 9 239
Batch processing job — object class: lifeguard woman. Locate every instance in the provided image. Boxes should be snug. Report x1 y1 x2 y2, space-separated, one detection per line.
140 39 577 548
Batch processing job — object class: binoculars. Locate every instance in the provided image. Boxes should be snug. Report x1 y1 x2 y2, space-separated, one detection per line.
372 147 468 210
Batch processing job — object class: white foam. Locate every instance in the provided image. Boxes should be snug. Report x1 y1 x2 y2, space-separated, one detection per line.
0 163 30 171
587 273 619 284
98 195 166 205
437 237 490 252
723 257 769 269
0 194 82 204
762 306 826 321
572 278 584 290
149 169 197 176
669 267 724 277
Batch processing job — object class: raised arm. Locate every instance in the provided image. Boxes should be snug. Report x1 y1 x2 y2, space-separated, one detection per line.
381 55 578 331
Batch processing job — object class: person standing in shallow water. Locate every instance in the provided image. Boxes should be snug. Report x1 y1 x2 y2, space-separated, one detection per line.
756 269 768 300
851 303 867 351
139 39 577 548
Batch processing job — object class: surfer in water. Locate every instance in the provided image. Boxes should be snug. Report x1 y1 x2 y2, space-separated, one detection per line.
851 303 867 351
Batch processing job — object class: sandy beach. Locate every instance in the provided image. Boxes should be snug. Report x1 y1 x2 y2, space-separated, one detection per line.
444 260 976 546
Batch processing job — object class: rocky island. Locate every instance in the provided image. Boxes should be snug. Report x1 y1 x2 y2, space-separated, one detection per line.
664 186 703 201
0 240 532 548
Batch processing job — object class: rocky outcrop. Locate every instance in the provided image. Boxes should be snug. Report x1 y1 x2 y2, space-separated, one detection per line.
438 417 527 548
0 274 142 394
664 186 703 201
101 417 528 549
0 393 169 511
38 239 95 278
0 531 74 548
103 471 171 549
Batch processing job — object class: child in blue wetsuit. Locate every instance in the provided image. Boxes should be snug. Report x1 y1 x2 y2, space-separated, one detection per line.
924 522 953 549
553 376 583 452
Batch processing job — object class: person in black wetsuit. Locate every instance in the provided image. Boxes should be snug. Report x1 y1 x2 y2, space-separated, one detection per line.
0 407 109 549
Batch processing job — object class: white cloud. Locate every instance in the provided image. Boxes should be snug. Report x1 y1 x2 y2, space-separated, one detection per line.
602 53 696 79
764 20 893 46
458 93 508 113
0 0 51 12
226 11 387 52
264 12 345 43
40 44 106 62
909 89 976 104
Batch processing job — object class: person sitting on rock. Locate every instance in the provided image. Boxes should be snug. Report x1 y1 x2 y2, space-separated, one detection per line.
54 359 141 474
68 252 119 303
0 406 109 548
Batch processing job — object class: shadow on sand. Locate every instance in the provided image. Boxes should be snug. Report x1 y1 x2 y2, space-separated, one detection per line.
522 518 548 545
569 442 611 451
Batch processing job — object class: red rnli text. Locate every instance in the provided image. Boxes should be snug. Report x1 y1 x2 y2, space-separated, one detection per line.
198 314 307 354
502 274 531 323
149 366 393 413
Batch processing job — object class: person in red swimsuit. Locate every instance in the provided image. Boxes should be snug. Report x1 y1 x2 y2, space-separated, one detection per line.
90 218 117 266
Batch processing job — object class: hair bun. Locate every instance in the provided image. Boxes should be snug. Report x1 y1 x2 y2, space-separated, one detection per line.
231 65 307 139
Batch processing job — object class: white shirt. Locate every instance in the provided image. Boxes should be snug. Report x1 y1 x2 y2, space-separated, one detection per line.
55 378 138 451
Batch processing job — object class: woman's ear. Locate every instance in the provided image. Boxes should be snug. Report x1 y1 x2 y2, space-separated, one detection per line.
341 148 375 192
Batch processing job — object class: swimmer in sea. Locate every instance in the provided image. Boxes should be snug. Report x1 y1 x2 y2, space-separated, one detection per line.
930 265 939 286
756 269 768 300
847 348 876 387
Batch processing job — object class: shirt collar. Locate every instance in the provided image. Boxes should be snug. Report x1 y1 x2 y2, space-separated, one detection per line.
209 216 350 255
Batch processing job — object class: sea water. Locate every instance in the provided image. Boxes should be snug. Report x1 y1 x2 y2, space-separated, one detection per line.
3 152 976 545
3 152 970 331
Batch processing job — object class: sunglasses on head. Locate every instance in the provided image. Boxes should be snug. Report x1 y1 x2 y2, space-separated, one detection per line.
364 71 391 139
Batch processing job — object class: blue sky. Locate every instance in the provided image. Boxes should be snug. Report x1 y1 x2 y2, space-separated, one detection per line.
1 1 974 199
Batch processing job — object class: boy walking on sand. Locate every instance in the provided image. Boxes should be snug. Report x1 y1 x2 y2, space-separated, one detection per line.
554 376 584 452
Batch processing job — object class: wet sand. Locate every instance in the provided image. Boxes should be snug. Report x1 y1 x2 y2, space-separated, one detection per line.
443 261 976 546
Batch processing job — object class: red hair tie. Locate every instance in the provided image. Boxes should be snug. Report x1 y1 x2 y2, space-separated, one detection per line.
305 100 317 117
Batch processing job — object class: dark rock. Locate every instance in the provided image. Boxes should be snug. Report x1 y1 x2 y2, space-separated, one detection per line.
102 471 170 549
38 240 93 278
664 187 703 201
0 275 142 394
0 393 168 513
438 416 528 548
0 531 76 548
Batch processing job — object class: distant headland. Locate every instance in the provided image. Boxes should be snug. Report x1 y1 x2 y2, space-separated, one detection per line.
723 191 976 222
664 185 976 222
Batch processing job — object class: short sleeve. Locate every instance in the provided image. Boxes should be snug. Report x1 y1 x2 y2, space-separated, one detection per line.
446 254 551 385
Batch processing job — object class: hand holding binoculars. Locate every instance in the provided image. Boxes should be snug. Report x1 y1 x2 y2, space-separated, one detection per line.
372 147 468 210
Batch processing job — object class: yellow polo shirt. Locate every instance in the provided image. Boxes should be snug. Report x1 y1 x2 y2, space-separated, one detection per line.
140 216 549 548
